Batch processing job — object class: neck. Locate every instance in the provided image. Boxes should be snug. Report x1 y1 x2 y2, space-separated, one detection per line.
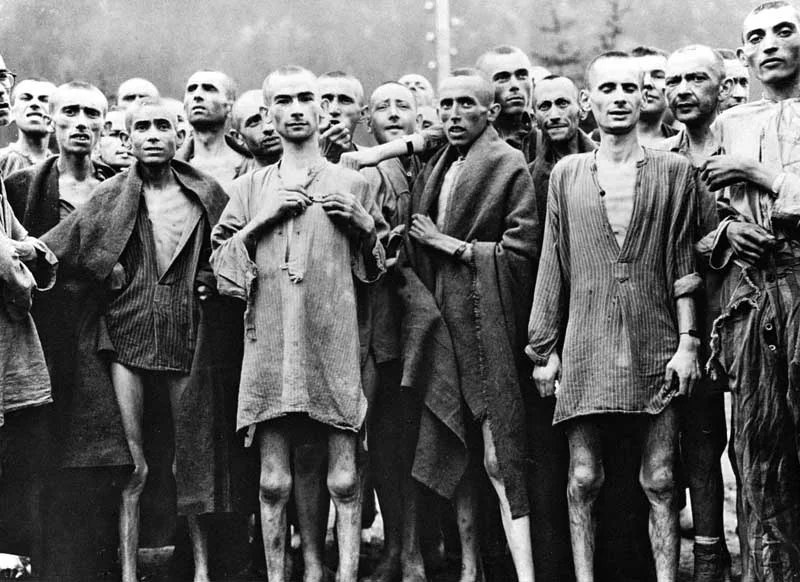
255 153 281 168
15 131 50 158
138 161 174 188
191 124 228 153
281 136 323 170
636 115 663 138
552 133 580 159
597 130 641 163
684 113 716 156
494 110 525 135
764 74 800 101
57 152 94 180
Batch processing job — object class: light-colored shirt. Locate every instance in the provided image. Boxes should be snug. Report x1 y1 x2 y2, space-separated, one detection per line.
527 149 701 423
211 162 386 433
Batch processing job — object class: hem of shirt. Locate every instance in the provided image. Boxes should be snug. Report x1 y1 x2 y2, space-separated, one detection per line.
3 395 54 414
553 400 673 425
238 409 365 444
111 356 192 375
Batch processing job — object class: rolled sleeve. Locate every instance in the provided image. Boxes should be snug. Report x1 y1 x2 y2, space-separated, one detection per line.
673 272 702 298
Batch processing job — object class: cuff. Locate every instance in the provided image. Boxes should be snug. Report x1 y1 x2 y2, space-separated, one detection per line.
524 344 551 367
708 217 737 271
673 272 703 298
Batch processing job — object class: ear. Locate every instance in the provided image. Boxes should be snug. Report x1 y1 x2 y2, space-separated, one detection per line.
579 89 591 114
736 47 749 68
176 128 186 149
719 77 733 103
415 112 423 131
486 102 502 123
358 104 368 125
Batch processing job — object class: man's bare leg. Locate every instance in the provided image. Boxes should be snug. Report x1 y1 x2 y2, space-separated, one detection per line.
167 375 210 582
110 362 149 582
454 466 481 582
294 441 329 582
327 430 362 582
639 406 680 582
399 480 426 582
565 419 604 582
257 423 293 582
481 421 535 582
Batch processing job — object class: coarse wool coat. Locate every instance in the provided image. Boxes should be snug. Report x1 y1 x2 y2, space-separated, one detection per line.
5 156 128 469
41 160 251 515
404 125 540 518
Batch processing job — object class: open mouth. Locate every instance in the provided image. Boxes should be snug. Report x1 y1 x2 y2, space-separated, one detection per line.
71 133 91 142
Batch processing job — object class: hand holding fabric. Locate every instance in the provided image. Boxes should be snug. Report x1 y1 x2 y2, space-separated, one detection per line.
322 191 375 238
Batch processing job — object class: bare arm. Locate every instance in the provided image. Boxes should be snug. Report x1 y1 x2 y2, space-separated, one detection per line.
665 295 701 397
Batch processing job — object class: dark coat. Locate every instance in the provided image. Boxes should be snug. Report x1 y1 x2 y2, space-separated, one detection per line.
41 160 251 515
5 156 128 469
404 125 540 518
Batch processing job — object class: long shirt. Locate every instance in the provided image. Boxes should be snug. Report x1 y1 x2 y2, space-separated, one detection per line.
0 180 56 424
526 149 701 423
210 162 386 432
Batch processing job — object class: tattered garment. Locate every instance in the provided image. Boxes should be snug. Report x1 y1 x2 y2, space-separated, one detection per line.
527 149 700 424
0 181 56 426
211 162 385 433
699 100 800 582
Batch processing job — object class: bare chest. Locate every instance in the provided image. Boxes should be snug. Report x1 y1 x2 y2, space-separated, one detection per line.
59 175 101 208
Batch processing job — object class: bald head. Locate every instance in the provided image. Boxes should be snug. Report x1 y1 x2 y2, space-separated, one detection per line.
439 70 495 108
232 89 265 130
117 77 159 110
262 66 317 104
668 44 725 82
50 82 108 116
585 51 636 90
398 73 435 106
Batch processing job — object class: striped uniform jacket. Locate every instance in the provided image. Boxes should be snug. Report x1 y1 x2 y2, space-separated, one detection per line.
526 148 701 424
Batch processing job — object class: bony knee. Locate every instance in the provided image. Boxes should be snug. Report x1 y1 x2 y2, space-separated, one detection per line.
567 464 604 498
125 462 149 495
327 468 359 501
483 449 501 481
259 472 292 504
640 467 676 500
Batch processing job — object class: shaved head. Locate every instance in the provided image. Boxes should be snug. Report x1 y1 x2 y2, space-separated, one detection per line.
669 44 726 82
124 98 178 133
586 51 636 89
232 89 265 130
262 66 317 103
440 69 495 107
117 77 159 109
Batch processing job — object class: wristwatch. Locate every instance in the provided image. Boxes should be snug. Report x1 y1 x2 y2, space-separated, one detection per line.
452 242 469 259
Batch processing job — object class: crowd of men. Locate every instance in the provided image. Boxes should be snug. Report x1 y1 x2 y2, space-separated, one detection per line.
1 1 799 581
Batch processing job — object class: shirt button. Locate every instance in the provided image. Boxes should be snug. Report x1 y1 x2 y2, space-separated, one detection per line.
765 323 774 331
768 344 777 352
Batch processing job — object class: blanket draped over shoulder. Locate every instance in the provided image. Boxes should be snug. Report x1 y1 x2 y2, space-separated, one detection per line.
403 125 540 518
41 160 252 514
